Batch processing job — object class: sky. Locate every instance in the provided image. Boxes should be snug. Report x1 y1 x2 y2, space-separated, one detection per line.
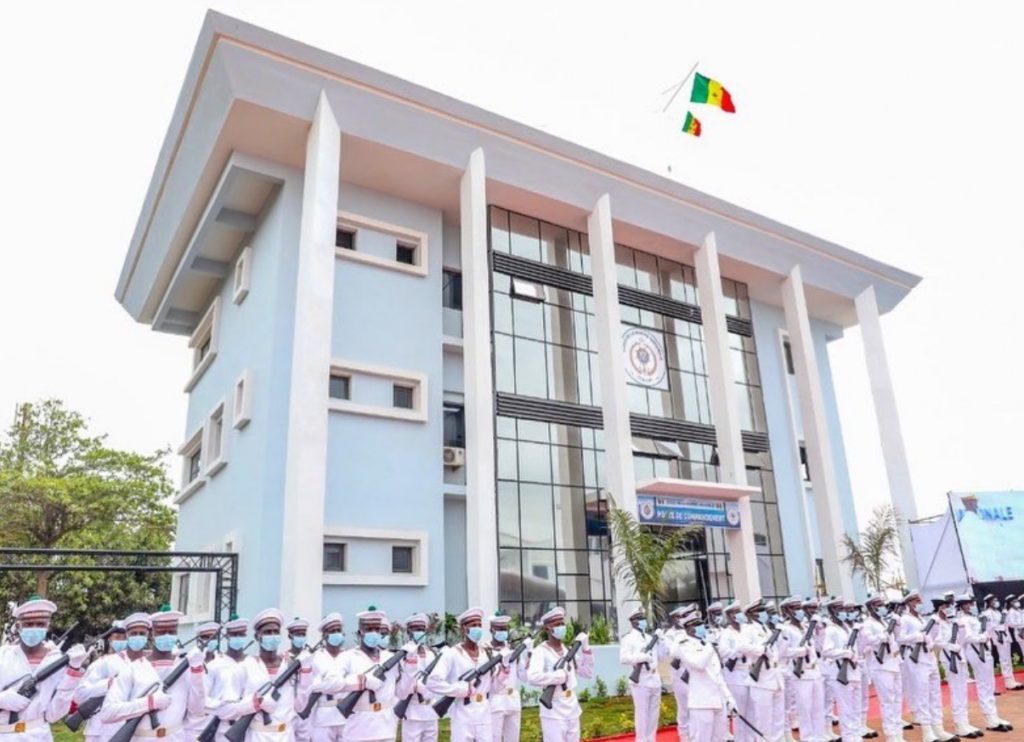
1 1 1022 533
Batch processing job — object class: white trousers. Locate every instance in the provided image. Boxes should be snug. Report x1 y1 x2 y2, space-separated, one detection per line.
909 661 941 726
860 672 870 726
941 657 970 727
823 672 837 722
783 676 797 729
311 725 344 742
967 647 998 716
827 678 861 742
870 669 902 737
687 708 727 742
901 659 916 719
725 682 752 742
401 719 438 742
629 685 661 742
489 710 519 742
539 716 580 742
748 686 784 742
996 640 1016 685
671 682 689 742
449 716 492 742
789 677 825 742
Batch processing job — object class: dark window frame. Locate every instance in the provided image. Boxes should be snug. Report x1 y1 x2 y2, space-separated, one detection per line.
442 269 463 310
329 374 351 401
393 384 414 410
335 228 356 250
396 242 416 265
443 404 466 447
323 542 347 572
392 545 414 574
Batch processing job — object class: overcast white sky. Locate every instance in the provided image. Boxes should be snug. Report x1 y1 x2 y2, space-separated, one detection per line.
2 1 1022 531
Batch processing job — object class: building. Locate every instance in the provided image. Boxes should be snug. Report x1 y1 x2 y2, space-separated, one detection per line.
115 11 921 634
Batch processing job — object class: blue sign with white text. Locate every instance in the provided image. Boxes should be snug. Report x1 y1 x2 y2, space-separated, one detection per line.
637 495 741 529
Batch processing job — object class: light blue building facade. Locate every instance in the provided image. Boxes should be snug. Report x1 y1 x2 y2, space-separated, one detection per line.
115 12 921 639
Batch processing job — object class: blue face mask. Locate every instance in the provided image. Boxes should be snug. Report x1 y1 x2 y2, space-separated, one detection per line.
877 607 889 618
412 630 426 644
327 632 345 647
636 619 648 632
153 634 178 652
260 634 281 652
228 636 248 652
467 627 484 643
714 615 725 627
693 625 707 640
793 610 806 622
970 605 979 616
735 613 747 625
111 639 129 653
128 635 149 652
551 625 567 641
756 611 768 624
362 631 382 649
291 635 307 650
493 630 509 643
19 628 46 648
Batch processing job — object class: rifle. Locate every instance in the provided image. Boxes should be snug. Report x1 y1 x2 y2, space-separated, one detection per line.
749 627 781 682
945 622 961 675
432 650 502 718
197 639 264 742
3 621 81 724
538 640 583 710
874 618 898 665
108 656 194 742
62 627 125 732
792 621 818 679
394 645 446 720
910 618 936 664
628 632 661 683
836 627 860 686
976 616 989 661
336 649 408 719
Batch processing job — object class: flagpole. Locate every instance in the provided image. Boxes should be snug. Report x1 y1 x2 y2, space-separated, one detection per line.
661 61 699 113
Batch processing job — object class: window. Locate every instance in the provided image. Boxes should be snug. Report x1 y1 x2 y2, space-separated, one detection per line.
233 371 252 429
393 384 414 409
198 337 211 363
205 403 226 476
443 404 465 447
176 574 190 613
329 374 351 400
783 340 796 375
336 228 355 250
324 543 346 572
392 545 414 574
815 558 827 595
799 444 811 482
442 270 463 310
396 243 416 265
233 246 252 304
511 278 546 302
187 448 202 483
177 427 205 502
186 298 220 392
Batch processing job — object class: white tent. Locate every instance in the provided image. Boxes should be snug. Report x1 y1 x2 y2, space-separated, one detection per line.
910 508 969 601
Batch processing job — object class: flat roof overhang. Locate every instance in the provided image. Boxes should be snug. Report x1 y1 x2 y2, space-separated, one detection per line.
116 11 921 332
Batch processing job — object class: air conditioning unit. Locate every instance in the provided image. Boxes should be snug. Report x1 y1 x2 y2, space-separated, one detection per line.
443 446 466 468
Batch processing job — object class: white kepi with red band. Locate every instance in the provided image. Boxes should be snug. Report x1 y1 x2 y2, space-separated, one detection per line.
0 596 85 741
525 605 595 739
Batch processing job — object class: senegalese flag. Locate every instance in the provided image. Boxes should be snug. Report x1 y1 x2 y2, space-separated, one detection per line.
691 72 736 113
682 112 701 137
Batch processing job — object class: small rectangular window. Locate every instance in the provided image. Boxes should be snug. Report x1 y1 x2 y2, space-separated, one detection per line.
188 447 203 483
393 385 414 409
336 228 356 250
324 543 346 572
208 408 224 463
177 574 190 613
443 404 465 447
511 278 546 303
396 243 416 265
392 545 413 574
442 270 463 310
329 374 351 400
783 341 795 375
198 337 212 363
799 444 811 482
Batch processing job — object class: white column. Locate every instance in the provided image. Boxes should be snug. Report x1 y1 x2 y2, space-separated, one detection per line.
781 266 855 597
279 92 340 623
694 233 760 602
587 194 636 632
855 285 920 588
460 148 499 610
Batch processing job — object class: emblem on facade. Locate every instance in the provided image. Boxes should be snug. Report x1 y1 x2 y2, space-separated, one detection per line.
622 327 667 388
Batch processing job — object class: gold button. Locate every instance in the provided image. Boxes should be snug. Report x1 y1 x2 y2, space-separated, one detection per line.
14 723 26 734
564 690 573 698
156 729 167 739
372 702 382 712
475 694 483 703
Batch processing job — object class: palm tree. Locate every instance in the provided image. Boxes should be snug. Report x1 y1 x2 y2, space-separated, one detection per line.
840 504 905 592
608 508 699 622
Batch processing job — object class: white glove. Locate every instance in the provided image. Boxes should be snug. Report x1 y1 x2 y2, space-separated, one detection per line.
644 652 656 665
150 691 171 711
523 637 534 651
299 651 314 671
67 643 88 670
186 647 205 669
256 692 278 714
0 690 31 713
654 628 664 639
499 647 513 666
576 632 589 650
455 681 473 698
363 673 383 692
725 695 737 715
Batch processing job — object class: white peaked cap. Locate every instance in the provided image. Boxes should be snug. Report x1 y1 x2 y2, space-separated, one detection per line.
319 613 344 631
253 608 284 630
123 612 152 630
14 598 57 620
540 606 565 624
457 607 484 624
404 613 429 627
286 617 309 632
224 616 249 632
197 621 220 634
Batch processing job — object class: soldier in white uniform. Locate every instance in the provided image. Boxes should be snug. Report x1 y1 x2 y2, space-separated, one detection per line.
704 602 724 646
284 618 311 742
934 598 977 739
307 613 346 742
525 607 593 742
820 598 862 742
202 615 251 742
101 607 206 742
718 600 755 742
740 599 784 742
899 592 955 742
0 597 86 742
776 597 823 742
313 607 409 742
619 606 665 742
74 619 128 742
1005 594 1024 665
957 594 1013 733
664 605 695 742
672 611 735 742
842 601 876 741
858 595 903 742
396 613 440 742
981 595 1022 691
182 621 221 741
486 612 527 742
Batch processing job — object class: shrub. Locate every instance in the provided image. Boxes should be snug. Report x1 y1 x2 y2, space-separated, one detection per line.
615 676 629 697
588 615 612 645
582 720 605 739
577 687 591 703
594 676 608 700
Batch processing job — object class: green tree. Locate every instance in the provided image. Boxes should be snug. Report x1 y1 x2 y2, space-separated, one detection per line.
608 508 697 623
0 400 176 630
840 504 905 593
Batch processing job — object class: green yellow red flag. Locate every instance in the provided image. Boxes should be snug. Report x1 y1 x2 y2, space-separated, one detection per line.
682 112 701 137
690 72 735 113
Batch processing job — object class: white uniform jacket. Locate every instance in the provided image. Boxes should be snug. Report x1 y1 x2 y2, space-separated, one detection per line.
100 655 205 740
777 620 821 680
740 622 783 691
673 639 733 710
861 616 901 674
74 651 128 740
717 625 756 687
982 608 1010 647
308 648 347 729
425 645 504 726
215 655 311 739
396 642 441 722
484 643 527 713
525 641 594 721
317 647 411 741
618 629 665 690
934 617 964 671
0 643 82 741
957 614 990 660
898 613 937 668
822 621 862 683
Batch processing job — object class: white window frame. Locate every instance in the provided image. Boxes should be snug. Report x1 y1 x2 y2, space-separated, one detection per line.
321 526 428 586
327 359 428 423
177 426 206 503
204 400 227 477
185 298 221 392
233 370 252 429
232 246 252 305
334 212 429 277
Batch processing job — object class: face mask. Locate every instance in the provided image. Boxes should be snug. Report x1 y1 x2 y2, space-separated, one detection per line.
467 627 484 643
260 634 282 652
153 634 178 652
793 610 806 622
291 635 307 650
228 636 248 652
128 635 149 652
734 613 747 625
412 630 426 644
944 607 956 619
970 605 979 616
756 611 768 624
993 601 1001 610
877 607 889 618
693 625 707 640
493 630 509 643
714 615 725 627
19 628 46 648
111 639 129 653
362 631 382 649
636 619 648 632
551 625 567 641
1014 602 1020 609
327 632 345 647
